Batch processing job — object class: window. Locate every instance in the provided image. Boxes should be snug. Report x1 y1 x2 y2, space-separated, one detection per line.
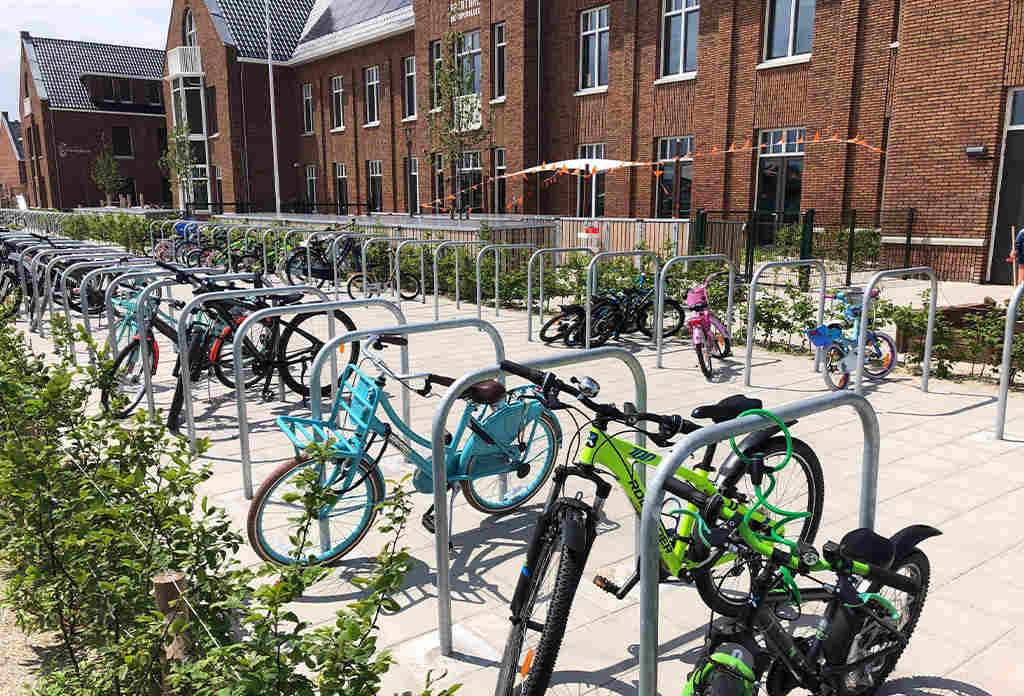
406 157 419 213
457 151 483 211
302 83 313 134
147 81 163 105
103 77 116 102
756 128 805 223
334 163 348 213
662 0 699 77
112 126 133 158
493 23 507 99
429 40 442 110
330 76 344 130
367 160 383 212
579 6 610 90
655 136 694 218
576 143 606 217
402 56 416 119
493 148 507 212
183 8 197 47
364 66 380 125
305 165 317 205
205 86 218 134
432 154 445 212
765 0 815 60
456 31 482 96
117 78 132 102
1012 89 1024 128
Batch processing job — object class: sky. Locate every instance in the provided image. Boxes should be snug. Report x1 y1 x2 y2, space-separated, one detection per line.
0 0 170 120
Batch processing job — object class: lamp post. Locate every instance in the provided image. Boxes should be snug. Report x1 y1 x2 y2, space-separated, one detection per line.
405 126 415 217
266 0 281 215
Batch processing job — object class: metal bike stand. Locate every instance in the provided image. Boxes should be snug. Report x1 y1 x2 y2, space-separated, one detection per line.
36 250 135 334
995 282 1024 440
855 267 937 395
585 251 662 349
526 247 596 341
432 240 487 320
426 346 648 657
361 236 415 298
260 228 280 278
637 390 881 696
744 260 827 387
475 243 537 319
655 254 737 368
233 297 408 499
329 231 387 298
15 242 102 321
396 238 450 305
176 285 330 452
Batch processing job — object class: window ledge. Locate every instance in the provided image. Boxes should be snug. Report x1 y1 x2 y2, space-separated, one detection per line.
489 96 507 105
114 155 135 160
654 72 697 86
401 115 417 123
574 85 609 97
755 54 811 71
890 41 900 49
429 107 442 114
301 131 315 137
363 121 381 129
330 126 346 133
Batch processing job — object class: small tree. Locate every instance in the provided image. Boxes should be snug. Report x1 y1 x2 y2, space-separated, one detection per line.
424 23 494 218
91 135 125 207
158 94 195 211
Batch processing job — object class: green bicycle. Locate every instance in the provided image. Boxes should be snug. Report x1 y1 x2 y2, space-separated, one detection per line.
494 361 824 696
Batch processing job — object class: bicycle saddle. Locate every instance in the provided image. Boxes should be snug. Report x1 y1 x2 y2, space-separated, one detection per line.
426 374 507 404
838 528 894 568
272 292 305 306
691 395 763 423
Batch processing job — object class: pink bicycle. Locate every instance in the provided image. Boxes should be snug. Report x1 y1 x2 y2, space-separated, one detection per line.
685 271 732 379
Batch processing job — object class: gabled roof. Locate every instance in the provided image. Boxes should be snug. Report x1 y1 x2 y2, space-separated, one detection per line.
211 0 316 61
290 0 413 64
298 0 411 47
1 114 24 161
21 32 164 112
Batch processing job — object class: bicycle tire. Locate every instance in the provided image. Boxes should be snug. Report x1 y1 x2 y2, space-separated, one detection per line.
638 299 686 338
567 300 618 347
101 338 155 419
284 250 328 288
247 453 384 566
695 327 715 380
461 412 560 514
346 272 381 300
823 343 851 391
709 323 732 359
691 436 825 618
211 319 274 390
863 332 897 381
494 506 589 696
398 273 421 300
278 310 360 397
0 272 22 320
539 308 584 344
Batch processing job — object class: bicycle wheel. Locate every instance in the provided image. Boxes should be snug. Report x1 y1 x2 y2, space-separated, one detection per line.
462 412 559 513
346 272 384 299
567 301 619 347
539 308 584 344
153 240 174 261
638 299 686 338
0 272 22 320
247 453 384 566
695 327 715 380
823 343 851 391
211 319 274 389
398 272 421 300
495 506 589 696
101 338 155 418
184 247 203 268
285 250 327 288
278 310 360 397
692 436 824 618
708 322 732 359
863 332 897 381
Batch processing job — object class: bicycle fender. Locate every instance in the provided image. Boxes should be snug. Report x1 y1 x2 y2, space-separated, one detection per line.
524 399 562 445
889 524 941 561
716 422 797 486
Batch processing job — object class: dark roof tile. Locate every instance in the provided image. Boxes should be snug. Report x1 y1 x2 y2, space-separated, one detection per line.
298 0 411 47
214 0 316 61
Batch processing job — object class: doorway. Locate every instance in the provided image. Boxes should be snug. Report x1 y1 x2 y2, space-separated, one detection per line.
992 89 1024 285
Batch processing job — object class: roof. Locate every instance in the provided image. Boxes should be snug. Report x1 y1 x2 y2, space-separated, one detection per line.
22 33 164 112
297 0 411 47
212 0 317 61
1 114 24 161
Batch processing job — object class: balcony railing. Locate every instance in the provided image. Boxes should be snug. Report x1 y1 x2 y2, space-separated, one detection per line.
167 45 203 78
454 93 482 132
22 97 30 118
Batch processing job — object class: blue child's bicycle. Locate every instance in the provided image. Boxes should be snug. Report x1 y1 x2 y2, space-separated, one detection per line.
247 335 562 565
808 288 897 390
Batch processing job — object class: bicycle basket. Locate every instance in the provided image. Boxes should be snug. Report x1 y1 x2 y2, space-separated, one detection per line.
807 325 842 347
686 286 708 307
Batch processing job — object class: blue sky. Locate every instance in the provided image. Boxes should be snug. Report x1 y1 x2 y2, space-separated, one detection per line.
1 0 170 121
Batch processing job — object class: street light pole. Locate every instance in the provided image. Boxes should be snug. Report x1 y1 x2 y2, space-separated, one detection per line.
405 127 415 217
266 0 282 215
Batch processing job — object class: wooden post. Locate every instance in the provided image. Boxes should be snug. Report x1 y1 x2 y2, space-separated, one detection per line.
153 571 188 663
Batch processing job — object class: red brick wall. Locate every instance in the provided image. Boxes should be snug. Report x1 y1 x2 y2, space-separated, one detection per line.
0 118 25 201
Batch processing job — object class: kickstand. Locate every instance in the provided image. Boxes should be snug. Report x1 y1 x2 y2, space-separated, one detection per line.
420 485 459 555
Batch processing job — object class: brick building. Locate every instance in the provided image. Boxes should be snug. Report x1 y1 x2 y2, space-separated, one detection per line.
162 0 1024 283
18 32 169 210
0 111 27 205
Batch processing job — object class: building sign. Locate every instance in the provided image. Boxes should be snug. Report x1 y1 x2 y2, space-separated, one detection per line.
57 142 93 158
450 0 480 24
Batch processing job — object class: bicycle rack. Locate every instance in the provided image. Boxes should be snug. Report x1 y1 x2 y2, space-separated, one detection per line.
233 297 408 499
361 235 415 298
585 250 662 349
176 285 331 452
744 260 827 387
637 390 882 696
329 231 388 298
427 346 648 656
855 267 937 395
36 250 136 334
655 254 737 369
995 282 1024 440
395 238 450 306
475 243 537 319
433 240 487 320
15 242 106 322
526 247 596 342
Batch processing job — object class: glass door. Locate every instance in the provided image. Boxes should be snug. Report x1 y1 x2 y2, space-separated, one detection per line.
992 89 1024 284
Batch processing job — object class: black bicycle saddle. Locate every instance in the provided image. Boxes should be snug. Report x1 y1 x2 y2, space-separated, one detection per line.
692 395 763 423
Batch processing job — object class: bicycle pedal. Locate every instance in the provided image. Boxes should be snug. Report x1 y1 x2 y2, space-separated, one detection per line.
421 508 436 535
593 575 621 596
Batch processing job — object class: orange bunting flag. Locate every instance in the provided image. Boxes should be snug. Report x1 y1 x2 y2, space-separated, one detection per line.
797 135 805 144
654 168 664 178
743 137 752 149
812 131 821 142
710 146 719 155
661 185 670 196
830 134 841 142
693 151 702 159
521 173 528 180
727 142 736 152
516 196 524 205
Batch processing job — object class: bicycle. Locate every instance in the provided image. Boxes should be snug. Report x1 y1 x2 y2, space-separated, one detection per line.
247 336 561 566
345 244 421 301
808 289 897 391
685 271 733 380
283 231 364 288
493 360 824 696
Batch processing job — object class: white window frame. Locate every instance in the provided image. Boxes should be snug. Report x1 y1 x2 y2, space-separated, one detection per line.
1010 88 1024 131
367 159 383 211
183 8 197 47
655 135 694 217
402 56 417 120
763 0 815 62
578 6 610 91
306 165 317 205
334 162 348 211
429 40 442 111
576 142 606 217
456 30 482 96
302 83 314 135
493 23 507 101
147 81 163 106
457 151 483 211
758 127 806 157
660 0 699 79
330 76 344 130
493 147 507 211
407 157 419 212
364 66 381 126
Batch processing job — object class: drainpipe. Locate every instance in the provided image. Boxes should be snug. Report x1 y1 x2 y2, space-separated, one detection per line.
536 0 542 214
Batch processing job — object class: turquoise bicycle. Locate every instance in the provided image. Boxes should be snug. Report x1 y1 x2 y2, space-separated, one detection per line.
808 289 897 391
247 335 562 565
